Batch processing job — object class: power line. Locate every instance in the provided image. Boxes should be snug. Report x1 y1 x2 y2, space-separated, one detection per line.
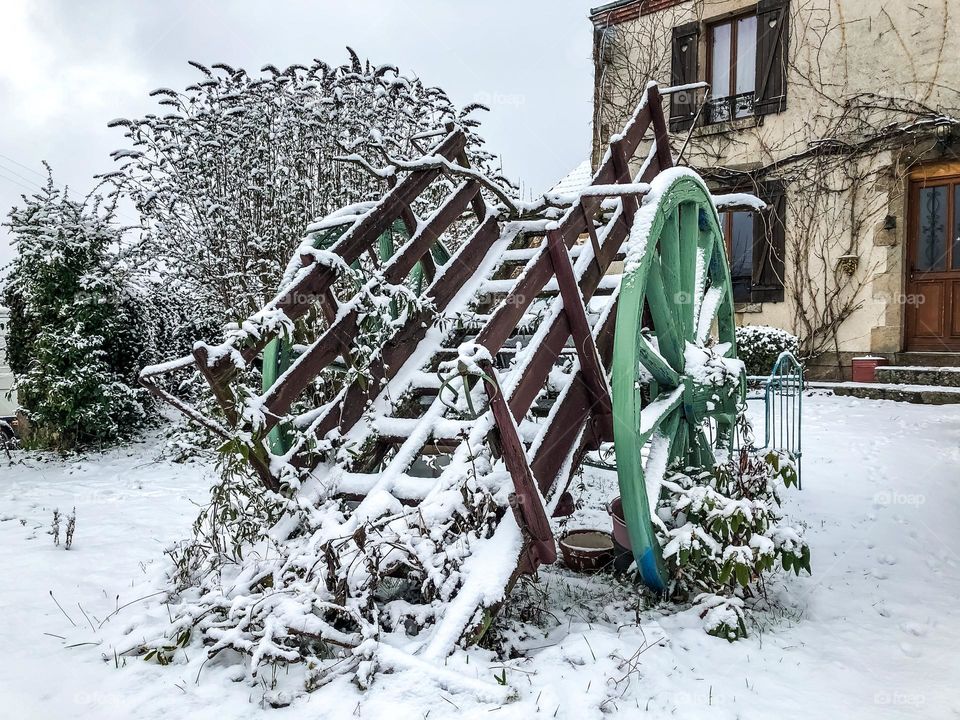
0 161 44 191
0 169 36 194
0 152 46 180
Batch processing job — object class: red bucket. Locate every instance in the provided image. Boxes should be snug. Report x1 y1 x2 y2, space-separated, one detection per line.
606 497 632 550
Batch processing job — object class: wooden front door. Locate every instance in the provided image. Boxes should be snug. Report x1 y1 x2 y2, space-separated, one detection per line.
906 171 960 352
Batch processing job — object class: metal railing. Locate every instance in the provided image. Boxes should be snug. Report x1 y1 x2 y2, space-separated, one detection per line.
705 92 755 124
756 351 804 487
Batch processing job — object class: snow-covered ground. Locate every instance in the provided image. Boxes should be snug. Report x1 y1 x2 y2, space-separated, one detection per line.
1 393 958 719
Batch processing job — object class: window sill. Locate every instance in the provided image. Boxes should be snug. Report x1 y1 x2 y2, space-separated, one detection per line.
693 115 761 137
734 302 763 313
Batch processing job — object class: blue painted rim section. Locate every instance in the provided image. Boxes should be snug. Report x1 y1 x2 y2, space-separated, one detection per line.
639 548 666 592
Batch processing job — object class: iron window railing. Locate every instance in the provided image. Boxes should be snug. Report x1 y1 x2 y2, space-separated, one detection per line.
705 91 755 124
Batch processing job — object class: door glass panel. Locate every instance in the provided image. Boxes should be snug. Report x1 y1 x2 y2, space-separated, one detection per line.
711 22 731 99
917 185 947 271
954 185 960 270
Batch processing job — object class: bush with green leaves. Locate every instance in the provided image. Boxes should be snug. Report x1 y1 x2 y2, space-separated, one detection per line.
2 173 150 450
735 325 800 377
656 448 810 641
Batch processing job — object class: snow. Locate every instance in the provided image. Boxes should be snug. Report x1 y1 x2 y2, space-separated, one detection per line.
622 166 707 274
2 395 959 718
875 365 960 373
712 192 766 211
817 381 960 395
548 159 592 197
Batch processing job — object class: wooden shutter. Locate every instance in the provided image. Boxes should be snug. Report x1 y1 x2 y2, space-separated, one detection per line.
669 22 699 132
752 181 786 302
754 0 789 116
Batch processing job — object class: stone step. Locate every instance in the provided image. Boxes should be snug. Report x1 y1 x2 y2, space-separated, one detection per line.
875 366 960 388
813 381 960 405
891 352 960 369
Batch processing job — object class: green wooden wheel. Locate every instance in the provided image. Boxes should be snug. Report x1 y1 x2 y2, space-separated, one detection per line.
611 173 745 592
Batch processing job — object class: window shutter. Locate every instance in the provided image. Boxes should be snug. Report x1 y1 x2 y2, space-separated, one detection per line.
754 0 789 116
752 181 786 302
669 22 699 132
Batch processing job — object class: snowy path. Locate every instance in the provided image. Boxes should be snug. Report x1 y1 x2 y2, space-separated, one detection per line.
0 395 958 719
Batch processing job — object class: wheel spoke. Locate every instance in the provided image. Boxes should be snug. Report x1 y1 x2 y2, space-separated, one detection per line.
716 287 736 346
642 407 682 510
700 226 716 285
657 207 683 331
693 224 715 328
672 416 689 471
635 386 684 447
695 283 725 344
678 202 699 340
692 426 715 466
636 332 681 388
644 255 684 371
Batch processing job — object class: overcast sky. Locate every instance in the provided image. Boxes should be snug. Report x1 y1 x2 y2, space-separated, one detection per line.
0 0 599 269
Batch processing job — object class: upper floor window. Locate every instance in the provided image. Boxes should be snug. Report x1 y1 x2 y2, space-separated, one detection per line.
669 0 790 133
707 13 758 123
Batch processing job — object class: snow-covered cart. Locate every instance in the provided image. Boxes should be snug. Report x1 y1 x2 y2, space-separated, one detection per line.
141 83 758 667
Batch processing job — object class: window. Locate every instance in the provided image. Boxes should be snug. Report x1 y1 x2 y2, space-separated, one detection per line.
668 0 789 131
718 181 786 304
720 210 755 302
707 13 757 123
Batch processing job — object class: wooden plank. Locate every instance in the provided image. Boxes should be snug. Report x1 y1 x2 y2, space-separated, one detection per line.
386 181 480 285
295 215 502 450
208 130 470 381
477 356 556 565
610 140 636 226
507 208 630 420
192 343 239 426
529 291 620 492
581 199 603 275
545 229 613 432
648 85 674 172
257 182 481 431
446 123 489 223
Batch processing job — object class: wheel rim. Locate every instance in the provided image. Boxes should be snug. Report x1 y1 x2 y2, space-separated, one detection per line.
612 174 745 592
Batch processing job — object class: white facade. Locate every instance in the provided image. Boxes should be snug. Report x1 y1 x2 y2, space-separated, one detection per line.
592 0 960 377
0 307 17 417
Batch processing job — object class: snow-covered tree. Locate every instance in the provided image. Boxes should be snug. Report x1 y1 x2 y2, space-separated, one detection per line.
104 50 504 327
2 172 150 450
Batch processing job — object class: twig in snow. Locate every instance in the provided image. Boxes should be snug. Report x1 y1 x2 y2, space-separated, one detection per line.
49 590 76 627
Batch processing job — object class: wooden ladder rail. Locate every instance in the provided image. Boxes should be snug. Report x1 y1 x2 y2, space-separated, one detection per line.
191 129 470 422
466 86 672 565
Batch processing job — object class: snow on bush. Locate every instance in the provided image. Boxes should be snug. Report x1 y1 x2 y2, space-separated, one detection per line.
657 448 810 641
104 50 507 330
1 171 151 449
735 325 799 377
